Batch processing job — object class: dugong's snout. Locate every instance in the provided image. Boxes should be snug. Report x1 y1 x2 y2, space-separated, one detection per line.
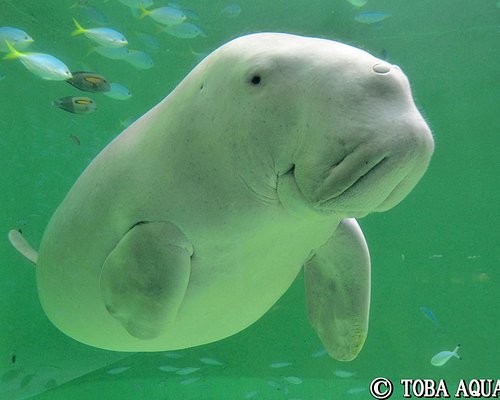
309 111 434 217
372 115 435 213
288 60 435 218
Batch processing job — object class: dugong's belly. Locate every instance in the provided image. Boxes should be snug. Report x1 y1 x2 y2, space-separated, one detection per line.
36 149 338 350
175 218 336 348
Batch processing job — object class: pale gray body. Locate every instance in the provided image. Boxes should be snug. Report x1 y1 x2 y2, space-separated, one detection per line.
9 33 434 361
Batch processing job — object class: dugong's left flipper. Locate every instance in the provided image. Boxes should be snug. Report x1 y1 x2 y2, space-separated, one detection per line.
100 221 193 340
305 218 370 361
8 229 38 265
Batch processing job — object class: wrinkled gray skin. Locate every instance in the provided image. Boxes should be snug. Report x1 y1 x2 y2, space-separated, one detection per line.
10 33 434 361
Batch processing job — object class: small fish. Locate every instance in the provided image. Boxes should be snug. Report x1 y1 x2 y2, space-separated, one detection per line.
220 4 242 18
354 11 391 24
431 344 461 366
269 362 291 369
189 48 209 63
124 50 153 69
120 0 154 18
346 0 368 8
71 18 127 48
119 116 136 128
244 390 258 399
180 377 200 385
104 82 132 100
71 2 109 25
0 27 33 51
158 365 179 372
179 8 200 21
135 31 160 50
420 307 439 326
8 229 38 263
267 380 282 389
67 71 110 92
199 357 223 366
175 367 200 375
69 134 81 145
2 41 72 81
0 70 5 81
283 376 302 385
53 96 96 114
106 366 131 374
311 348 327 357
334 369 355 378
160 23 206 39
166 2 198 19
140 5 186 26
429 254 443 259
92 46 129 61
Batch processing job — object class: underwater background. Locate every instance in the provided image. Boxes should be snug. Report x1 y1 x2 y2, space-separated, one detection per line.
1 0 499 399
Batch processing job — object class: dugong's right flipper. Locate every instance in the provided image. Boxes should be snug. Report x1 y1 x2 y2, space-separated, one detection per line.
8 229 38 265
100 221 193 340
305 218 370 361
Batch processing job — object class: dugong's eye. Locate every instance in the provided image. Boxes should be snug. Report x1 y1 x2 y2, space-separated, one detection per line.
249 75 261 85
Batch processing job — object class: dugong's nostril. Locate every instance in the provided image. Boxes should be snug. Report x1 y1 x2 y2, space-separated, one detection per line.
372 63 391 74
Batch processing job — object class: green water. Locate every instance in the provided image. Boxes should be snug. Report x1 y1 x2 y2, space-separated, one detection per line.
1 0 499 399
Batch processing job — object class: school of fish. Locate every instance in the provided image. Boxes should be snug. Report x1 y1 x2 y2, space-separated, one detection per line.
0 1 226 113
0 0 395 94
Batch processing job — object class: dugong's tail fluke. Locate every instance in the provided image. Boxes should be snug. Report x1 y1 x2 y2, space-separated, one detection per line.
8 229 38 265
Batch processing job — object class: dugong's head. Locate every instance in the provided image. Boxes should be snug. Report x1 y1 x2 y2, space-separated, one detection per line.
182 33 434 218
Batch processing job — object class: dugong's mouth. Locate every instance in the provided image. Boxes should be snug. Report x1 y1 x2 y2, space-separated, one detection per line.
315 152 389 206
276 163 382 220
277 141 430 219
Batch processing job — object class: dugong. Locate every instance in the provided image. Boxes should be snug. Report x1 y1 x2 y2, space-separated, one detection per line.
9 33 434 361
